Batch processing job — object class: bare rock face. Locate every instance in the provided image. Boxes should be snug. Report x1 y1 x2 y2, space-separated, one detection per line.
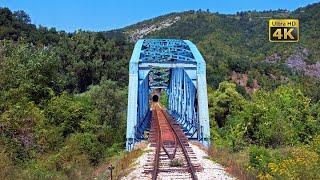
285 56 307 71
305 62 320 78
127 16 181 42
230 71 260 94
284 47 320 79
302 47 309 56
285 47 308 71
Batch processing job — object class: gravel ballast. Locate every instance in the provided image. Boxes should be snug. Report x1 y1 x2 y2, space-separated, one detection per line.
122 142 235 180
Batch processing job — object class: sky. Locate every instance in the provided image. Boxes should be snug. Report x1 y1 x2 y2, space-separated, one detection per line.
0 0 318 32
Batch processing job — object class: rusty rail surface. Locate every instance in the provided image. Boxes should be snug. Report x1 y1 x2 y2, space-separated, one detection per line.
151 103 198 180
152 108 160 180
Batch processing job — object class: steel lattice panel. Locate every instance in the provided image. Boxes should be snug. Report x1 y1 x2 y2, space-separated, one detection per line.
140 39 195 62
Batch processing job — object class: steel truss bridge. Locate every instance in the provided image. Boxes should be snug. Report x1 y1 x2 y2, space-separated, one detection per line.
126 39 210 151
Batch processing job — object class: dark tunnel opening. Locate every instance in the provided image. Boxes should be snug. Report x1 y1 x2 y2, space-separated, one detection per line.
152 95 159 102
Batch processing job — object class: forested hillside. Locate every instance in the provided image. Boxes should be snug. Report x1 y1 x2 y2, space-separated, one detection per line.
0 2 320 179
0 7 132 179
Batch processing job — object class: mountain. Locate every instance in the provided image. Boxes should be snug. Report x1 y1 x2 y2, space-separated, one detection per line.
121 3 320 99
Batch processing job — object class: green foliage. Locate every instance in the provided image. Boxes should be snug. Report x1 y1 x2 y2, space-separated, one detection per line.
67 133 103 164
254 146 320 180
256 86 318 146
160 90 169 108
208 82 245 128
0 7 60 45
227 58 251 73
37 93 98 153
235 85 250 99
248 146 273 174
310 135 320 154
86 79 127 145
217 85 320 149
0 100 45 163
0 42 62 104
0 145 22 179
210 81 320 178
53 31 132 92
0 36 128 177
294 76 320 102
208 82 246 149
170 158 183 167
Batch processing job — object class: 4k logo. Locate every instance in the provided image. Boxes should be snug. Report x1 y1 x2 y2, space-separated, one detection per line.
269 19 299 42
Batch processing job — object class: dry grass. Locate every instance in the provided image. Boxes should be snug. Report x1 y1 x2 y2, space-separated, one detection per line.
112 149 143 179
208 146 257 180
94 147 144 180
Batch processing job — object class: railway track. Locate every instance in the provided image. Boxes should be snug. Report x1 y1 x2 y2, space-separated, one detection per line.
146 103 202 180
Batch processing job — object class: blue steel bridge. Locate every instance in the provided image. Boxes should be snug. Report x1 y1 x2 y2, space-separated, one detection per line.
126 39 210 151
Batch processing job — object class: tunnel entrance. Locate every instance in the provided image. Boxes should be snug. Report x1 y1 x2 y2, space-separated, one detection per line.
152 95 159 102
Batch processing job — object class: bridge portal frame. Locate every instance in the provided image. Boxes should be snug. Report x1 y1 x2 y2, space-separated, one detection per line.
126 39 210 151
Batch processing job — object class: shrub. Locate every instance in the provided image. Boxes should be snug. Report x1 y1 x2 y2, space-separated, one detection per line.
267 147 320 179
224 85 320 148
0 146 21 179
248 146 272 175
310 135 320 155
160 90 169 108
0 100 45 163
67 133 104 164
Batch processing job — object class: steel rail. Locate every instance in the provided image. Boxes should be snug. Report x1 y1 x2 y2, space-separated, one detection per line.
161 108 198 180
152 108 160 180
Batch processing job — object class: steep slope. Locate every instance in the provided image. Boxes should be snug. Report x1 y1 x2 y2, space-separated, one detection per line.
123 3 320 95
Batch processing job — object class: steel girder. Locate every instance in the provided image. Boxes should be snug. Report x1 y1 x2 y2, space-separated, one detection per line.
126 39 210 151
168 68 199 138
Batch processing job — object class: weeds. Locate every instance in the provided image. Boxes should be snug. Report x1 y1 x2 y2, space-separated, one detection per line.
96 148 143 180
208 146 256 180
170 158 184 167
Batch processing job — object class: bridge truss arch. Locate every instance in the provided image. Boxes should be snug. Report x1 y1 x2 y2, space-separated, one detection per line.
126 39 210 151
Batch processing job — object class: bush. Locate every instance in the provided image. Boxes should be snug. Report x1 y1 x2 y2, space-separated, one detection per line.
248 146 273 175
67 133 104 164
267 147 320 179
310 135 320 155
46 93 100 130
223 85 320 148
0 146 21 179
160 90 169 108
0 100 45 163
208 82 245 128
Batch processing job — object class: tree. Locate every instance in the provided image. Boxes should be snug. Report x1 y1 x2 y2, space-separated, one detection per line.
208 81 245 128
86 78 127 145
13 10 31 24
0 100 45 162
226 85 320 148
0 42 63 104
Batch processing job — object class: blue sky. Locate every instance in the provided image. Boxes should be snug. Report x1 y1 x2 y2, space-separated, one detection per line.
1 0 318 32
